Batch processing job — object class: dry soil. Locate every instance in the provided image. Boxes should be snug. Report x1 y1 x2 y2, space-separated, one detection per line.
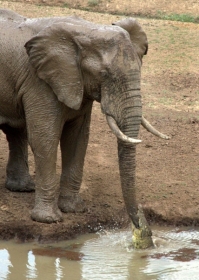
0 0 198 242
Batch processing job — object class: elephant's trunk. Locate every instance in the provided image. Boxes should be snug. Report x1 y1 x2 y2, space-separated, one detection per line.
115 93 142 227
118 140 139 225
105 91 154 248
107 115 170 142
104 93 140 223
106 115 142 144
117 119 154 249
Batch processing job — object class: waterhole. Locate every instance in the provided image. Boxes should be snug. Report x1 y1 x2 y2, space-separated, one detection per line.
0 226 199 280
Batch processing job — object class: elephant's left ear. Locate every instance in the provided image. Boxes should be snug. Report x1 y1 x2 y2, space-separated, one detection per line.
112 18 148 60
25 22 84 110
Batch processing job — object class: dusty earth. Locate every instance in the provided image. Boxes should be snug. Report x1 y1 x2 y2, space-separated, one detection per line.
0 0 198 242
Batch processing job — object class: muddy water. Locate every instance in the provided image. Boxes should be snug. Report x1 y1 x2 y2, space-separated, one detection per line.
0 226 199 280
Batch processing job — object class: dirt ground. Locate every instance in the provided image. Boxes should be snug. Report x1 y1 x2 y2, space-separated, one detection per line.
0 0 198 242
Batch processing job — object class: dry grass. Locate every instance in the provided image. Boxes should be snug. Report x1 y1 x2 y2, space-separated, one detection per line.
2 0 199 19
0 0 198 114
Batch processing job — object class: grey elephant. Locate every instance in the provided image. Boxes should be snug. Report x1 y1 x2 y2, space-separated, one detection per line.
0 9 169 248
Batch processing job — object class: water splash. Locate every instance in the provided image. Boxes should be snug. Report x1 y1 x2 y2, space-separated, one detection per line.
0 227 199 280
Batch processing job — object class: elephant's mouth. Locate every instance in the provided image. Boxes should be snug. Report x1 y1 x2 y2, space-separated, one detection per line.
106 115 170 144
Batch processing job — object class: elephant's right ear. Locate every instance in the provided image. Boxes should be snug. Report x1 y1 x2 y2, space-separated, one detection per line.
112 18 148 60
25 23 84 110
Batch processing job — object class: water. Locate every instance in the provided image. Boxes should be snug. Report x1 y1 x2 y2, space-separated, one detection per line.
0 226 199 280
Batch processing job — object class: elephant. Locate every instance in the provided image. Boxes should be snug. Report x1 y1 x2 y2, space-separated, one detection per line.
0 9 169 248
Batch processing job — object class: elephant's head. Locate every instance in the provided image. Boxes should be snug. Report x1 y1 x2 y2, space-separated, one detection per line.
25 17 167 248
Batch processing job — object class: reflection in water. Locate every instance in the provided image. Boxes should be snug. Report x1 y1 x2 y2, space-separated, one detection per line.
0 249 12 279
55 258 63 280
81 232 132 280
26 251 37 279
0 227 199 280
142 229 199 280
0 240 82 280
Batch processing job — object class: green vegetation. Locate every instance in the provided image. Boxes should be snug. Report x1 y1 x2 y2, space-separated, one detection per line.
63 3 69 8
87 0 101 7
32 2 199 23
156 12 197 23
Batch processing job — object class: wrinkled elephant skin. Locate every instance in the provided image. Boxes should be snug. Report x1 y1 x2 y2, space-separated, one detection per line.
0 9 169 248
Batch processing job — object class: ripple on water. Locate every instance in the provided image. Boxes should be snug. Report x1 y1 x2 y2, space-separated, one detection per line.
80 227 199 280
0 226 199 280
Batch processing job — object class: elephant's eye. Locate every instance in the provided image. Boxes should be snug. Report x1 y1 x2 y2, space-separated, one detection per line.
100 70 108 78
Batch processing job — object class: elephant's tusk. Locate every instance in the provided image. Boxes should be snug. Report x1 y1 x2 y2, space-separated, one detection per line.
106 115 142 144
141 116 170 140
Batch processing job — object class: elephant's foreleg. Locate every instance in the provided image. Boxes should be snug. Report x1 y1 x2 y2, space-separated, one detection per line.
58 102 92 213
28 132 62 223
1 125 34 192
24 95 63 223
